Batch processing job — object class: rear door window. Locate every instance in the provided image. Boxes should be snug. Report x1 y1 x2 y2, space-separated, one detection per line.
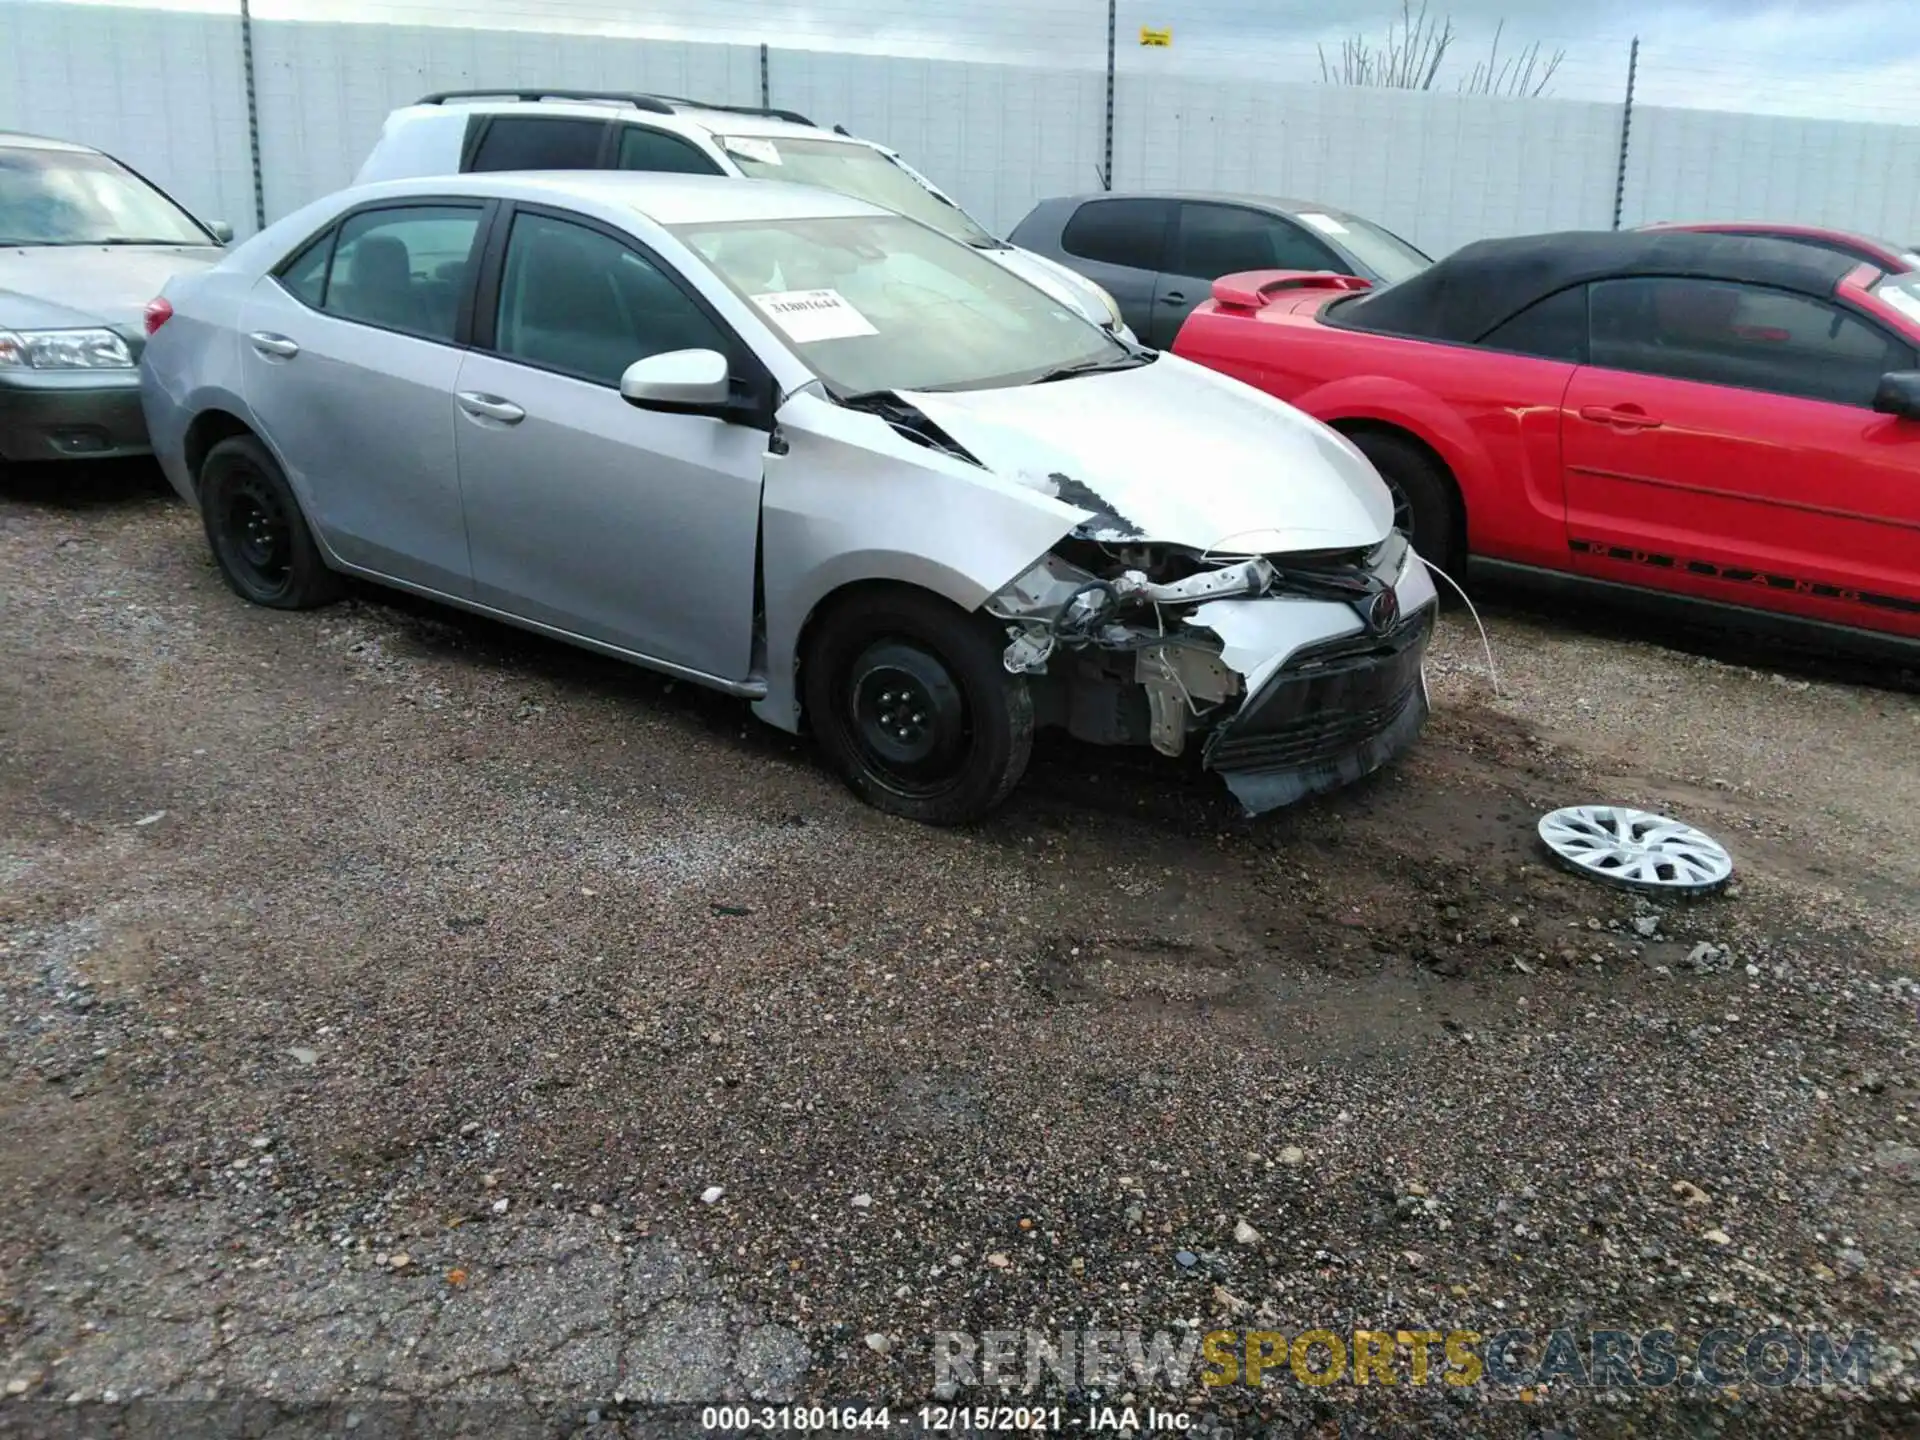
467 117 607 172
1059 198 1172 272
321 205 484 342
1168 202 1340 278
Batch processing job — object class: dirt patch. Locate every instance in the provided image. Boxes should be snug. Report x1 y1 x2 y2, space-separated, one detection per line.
3 467 1919 1436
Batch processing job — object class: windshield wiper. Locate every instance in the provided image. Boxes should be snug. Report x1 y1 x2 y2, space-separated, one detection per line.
92 237 200 246
1030 351 1156 384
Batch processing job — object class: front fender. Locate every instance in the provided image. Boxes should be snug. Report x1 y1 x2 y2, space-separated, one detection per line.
752 391 1080 733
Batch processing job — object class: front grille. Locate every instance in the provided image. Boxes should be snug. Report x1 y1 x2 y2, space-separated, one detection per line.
1206 610 1432 773
1207 685 1420 770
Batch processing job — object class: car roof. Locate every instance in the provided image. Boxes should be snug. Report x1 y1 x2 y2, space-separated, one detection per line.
397 94 851 145
1048 191 1356 218
347 170 890 226
1339 229 1864 343
0 130 101 154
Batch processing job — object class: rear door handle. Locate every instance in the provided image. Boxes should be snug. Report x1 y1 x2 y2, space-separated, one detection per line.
248 332 299 359
1578 405 1662 429
456 391 526 424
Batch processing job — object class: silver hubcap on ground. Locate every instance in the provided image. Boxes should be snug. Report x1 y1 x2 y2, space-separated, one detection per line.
1537 805 1734 894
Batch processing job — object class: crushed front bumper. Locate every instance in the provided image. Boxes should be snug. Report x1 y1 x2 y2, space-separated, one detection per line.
1203 605 1433 813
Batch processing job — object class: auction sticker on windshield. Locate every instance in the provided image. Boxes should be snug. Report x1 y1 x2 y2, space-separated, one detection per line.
1298 212 1351 236
752 289 880 342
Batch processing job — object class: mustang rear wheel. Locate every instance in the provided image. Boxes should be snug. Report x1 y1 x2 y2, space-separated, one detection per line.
199 435 342 609
1349 430 1463 579
805 588 1032 826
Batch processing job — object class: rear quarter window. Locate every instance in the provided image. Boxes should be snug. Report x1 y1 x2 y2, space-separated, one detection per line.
1478 286 1588 363
615 126 723 175
275 229 334 307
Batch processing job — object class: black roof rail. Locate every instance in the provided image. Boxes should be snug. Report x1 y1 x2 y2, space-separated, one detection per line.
415 89 674 113
645 95 817 127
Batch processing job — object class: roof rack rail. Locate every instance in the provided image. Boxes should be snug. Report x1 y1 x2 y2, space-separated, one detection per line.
644 95 817 127
415 89 674 113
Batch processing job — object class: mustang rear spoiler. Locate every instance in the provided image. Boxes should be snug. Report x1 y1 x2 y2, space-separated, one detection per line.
1210 270 1373 310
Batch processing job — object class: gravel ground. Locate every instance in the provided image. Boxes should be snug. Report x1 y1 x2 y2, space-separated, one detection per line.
2 463 1918 1438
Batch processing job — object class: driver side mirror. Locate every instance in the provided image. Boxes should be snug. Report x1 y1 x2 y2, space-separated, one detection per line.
619 348 733 417
208 220 234 245
1872 371 1920 421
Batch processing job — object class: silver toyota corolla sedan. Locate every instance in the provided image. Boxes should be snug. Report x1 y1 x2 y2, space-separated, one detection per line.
140 172 1437 824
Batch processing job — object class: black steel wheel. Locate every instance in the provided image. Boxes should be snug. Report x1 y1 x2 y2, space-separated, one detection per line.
804 588 1032 826
224 471 293 597
847 640 972 797
199 434 343 609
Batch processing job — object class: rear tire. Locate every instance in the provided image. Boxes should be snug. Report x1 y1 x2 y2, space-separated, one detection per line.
199 435 343 609
1349 430 1464 579
804 588 1032 826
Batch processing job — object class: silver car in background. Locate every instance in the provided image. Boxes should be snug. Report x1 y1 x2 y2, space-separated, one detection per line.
0 131 230 462
140 172 1436 823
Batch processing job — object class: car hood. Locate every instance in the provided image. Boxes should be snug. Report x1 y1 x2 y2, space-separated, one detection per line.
0 244 224 331
902 353 1395 554
981 245 1114 327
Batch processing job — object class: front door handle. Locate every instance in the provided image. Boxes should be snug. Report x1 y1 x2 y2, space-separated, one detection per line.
456 391 526 424
1578 404 1662 430
1159 291 1188 305
248 332 299 359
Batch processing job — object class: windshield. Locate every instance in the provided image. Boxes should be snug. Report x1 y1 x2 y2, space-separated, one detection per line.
676 212 1126 394
0 145 210 246
1873 273 1920 327
717 136 997 248
1293 210 1431 285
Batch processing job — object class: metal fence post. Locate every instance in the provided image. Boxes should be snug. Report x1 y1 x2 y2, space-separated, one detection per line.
1102 0 1115 189
759 42 770 110
1612 36 1639 231
239 0 266 231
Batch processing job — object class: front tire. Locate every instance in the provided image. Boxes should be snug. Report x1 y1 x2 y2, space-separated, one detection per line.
199 435 343 609
1349 430 1463 579
804 588 1032 826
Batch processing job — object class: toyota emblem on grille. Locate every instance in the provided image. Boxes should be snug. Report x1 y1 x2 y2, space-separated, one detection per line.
1367 586 1400 632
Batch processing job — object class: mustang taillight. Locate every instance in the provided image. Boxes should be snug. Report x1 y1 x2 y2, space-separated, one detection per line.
143 297 174 335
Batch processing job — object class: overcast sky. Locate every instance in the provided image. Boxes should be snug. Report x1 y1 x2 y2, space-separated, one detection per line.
30 0 1920 123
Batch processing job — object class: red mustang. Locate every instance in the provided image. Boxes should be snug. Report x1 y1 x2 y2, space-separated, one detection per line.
1172 231 1920 659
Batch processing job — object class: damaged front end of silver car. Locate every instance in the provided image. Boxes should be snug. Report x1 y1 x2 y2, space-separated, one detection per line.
984 514 1437 815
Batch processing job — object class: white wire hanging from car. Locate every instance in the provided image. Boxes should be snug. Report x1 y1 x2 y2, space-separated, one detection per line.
1415 556 1501 700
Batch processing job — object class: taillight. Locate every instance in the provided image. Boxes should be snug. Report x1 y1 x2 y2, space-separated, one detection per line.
143 297 173 335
